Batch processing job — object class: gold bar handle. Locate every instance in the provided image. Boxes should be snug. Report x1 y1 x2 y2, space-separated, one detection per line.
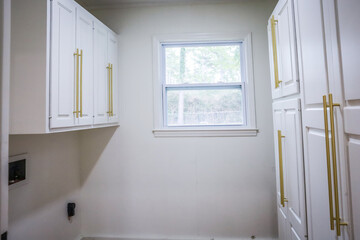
323 95 334 230
106 63 111 116
111 64 113 117
73 49 79 118
271 16 281 89
328 93 348 236
79 49 83 118
278 130 287 207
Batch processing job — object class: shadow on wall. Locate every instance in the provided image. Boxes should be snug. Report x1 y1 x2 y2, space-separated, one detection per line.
79 126 118 186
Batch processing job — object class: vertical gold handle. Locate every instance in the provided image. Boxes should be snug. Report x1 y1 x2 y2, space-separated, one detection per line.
328 94 347 236
271 16 281 89
107 63 111 116
73 49 79 118
80 49 83 118
111 64 113 117
323 95 334 230
278 130 287 207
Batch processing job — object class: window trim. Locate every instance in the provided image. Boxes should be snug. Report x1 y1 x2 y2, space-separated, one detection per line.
152 33 258 137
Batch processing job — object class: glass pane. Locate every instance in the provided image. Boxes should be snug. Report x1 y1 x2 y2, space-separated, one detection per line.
164 44 242 84
166 87 243 126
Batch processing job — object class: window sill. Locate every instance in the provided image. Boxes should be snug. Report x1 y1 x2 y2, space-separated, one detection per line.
152 128 259 137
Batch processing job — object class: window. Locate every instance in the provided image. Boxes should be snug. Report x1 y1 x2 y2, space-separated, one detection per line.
153 33 257 137
163 43 245 127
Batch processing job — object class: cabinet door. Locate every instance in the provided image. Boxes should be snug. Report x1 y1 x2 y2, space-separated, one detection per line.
295 0 351 238
107 31 119 123
50 0 76 129
295 1 332 237
93 21 109 125
275 0 299 97
76 7 94 126
283 99 307 239
337 0 360 238
295 0 328 106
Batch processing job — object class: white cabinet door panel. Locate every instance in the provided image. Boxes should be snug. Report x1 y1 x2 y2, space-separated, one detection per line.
348 139 360 239
290 227 301 240
76 7 94 126
94 21 109 125
278 207 290 240
295 0 328 106
337 0 360 101
337 1 360 238
276 0 299 97
283 99 306 239
108 31 119 123
50 0 76 129
304 129 336 240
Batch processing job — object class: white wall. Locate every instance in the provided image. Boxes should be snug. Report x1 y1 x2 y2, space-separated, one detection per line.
8 133 82 240
80 1 277 239
0 0 11 234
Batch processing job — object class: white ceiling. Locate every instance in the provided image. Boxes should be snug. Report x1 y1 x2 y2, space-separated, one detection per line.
77 0 233 9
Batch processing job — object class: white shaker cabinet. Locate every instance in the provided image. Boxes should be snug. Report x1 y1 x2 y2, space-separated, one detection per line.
50 0 77 129
75 6 94 127
337 0 360 238
267 0 299 99
94 21 109 125
273 102 290 240
93 21 120 125
268 0 307 239
294 0 352 238
107 31 120 124
10 0 119 134
273 99 307 240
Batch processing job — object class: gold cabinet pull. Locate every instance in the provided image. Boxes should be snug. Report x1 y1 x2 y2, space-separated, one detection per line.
278 130 287 207
328 94 348 236
271 15 281 89
323 95 334 230
323 94 348 236
80 49 83 117
111 63 113 117
73 48 79 118
106 63 111 116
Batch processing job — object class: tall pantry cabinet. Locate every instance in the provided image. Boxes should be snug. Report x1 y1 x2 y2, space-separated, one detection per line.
269 0 360 239
268 0 307 239
10 0 120 134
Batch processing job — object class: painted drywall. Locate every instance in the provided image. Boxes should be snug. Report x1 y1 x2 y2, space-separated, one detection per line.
0 0 11 234
8 133 81 240
80 1 277 239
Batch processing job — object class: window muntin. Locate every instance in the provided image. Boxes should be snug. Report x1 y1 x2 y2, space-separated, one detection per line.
162 42 246 127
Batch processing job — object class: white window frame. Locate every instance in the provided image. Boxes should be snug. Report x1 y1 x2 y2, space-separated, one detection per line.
152 33 258 137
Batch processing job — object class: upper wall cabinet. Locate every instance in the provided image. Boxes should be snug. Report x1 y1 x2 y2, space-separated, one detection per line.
93 20 119 125
267 0 299 99
10 0 119 134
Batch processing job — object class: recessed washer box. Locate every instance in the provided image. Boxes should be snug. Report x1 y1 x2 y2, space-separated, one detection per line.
9 153 29 189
